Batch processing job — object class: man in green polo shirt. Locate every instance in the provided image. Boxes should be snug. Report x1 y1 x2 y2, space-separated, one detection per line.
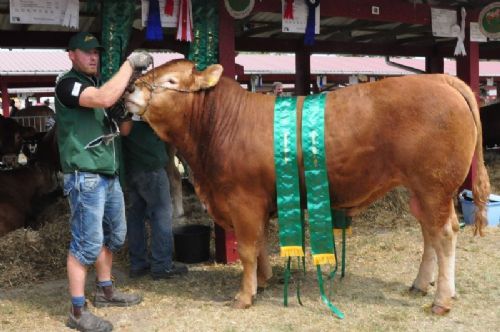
121 116 188 281
55 31 153 332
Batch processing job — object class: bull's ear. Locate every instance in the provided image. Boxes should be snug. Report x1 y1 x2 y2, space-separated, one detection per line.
198 64 223 89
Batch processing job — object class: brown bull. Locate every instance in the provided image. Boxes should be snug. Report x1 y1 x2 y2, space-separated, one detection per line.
125 59 490 315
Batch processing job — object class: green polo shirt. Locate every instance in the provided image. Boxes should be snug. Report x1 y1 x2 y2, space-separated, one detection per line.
122 120 168 175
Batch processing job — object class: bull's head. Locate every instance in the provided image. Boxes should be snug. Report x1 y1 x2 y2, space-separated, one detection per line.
125 59 223 118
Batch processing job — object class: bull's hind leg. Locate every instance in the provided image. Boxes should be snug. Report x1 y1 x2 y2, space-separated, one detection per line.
410 194 437 295
412 195 459 315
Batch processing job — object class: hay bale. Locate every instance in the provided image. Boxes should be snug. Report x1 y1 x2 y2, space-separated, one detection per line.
0 197 70 287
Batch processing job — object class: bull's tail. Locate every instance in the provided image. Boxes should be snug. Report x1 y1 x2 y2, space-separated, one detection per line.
440 75 490 236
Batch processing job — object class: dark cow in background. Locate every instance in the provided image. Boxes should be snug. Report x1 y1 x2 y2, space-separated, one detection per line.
125 60 490 315
0 126 61 237
480 102 500 149
0 115 37 168
0 162 59 236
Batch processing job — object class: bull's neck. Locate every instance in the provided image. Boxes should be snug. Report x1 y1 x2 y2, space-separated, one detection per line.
171 78 250 183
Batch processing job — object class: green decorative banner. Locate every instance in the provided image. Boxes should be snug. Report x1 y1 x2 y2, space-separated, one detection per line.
188 0 219 71
274 96 305 257
101 0 135 82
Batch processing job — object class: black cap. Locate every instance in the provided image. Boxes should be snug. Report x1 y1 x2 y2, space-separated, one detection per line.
68 32 103 51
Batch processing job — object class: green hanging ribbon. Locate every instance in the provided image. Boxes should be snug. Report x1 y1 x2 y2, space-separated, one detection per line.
302 94 335 266
274 96 305 257
303 93 344 319
188 0 219 70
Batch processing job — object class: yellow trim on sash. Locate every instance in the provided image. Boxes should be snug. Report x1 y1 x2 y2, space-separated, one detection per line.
333 227 352 237
313 253 336 265
280 246 305 257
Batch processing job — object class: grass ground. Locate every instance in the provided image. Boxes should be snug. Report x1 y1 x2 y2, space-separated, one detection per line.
1 224 498 331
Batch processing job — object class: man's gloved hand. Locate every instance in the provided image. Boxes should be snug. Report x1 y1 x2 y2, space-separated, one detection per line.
106 99 131 124
127 51 153 71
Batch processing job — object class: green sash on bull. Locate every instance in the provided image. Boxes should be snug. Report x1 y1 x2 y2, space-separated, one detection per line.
302 94 336 266
302 94 344 318
274 97 305 257
274 94 344 318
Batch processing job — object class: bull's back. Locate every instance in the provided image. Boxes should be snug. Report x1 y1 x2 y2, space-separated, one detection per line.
322 74 477 208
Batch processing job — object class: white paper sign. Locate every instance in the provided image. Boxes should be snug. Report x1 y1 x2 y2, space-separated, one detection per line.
282 0 320 34
10 0 69 25
431 8 457 37
141 0 179 28
470 22 488 42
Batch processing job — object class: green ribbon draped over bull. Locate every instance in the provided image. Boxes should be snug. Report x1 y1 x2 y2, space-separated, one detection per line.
274 94 350 318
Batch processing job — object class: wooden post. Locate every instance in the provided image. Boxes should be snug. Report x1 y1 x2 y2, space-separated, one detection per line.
1 81 9 117
456 27 479 191
425 53 444 73
214 0 238 263
295 45 311 95
218 0 235 79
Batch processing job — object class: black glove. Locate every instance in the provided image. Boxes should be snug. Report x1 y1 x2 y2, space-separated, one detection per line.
105 100 131 124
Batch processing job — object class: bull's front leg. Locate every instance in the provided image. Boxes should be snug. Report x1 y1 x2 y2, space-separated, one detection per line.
230 204 267 309
234 237 258 309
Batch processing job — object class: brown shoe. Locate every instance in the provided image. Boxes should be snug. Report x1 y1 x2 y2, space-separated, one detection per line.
66 304 113 332
92 283 142 308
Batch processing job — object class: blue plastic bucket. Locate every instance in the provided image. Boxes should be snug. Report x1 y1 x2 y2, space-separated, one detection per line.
459 190 500 227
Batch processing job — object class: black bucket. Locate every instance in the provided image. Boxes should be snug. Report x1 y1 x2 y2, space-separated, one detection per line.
173 225 211 263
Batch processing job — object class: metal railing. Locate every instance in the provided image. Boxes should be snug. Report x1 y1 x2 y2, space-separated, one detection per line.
11 115 52 132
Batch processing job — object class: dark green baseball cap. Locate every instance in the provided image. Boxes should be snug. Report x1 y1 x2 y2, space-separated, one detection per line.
67 32 103 51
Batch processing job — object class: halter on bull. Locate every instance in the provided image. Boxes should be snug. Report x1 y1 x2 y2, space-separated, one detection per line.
125 59 490 315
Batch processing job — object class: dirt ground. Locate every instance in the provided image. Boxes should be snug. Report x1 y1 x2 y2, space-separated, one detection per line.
0 152 499 331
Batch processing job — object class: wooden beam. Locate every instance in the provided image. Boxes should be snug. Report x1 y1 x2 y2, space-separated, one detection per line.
0 76 57 85
0 31 73 49
235 37 433 57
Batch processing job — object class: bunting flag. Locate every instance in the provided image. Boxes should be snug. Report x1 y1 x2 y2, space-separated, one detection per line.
61 0 79 29
304 0 320 46
454 7 467 56
176 0 193 42
146 0 164 41
284 0 294 19
164 0 174 16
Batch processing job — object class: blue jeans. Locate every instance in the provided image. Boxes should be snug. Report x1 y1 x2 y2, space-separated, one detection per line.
63 172 126 266
126 168 173 273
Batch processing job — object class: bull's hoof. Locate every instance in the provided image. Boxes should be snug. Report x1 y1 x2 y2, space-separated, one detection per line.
409 285 427 297
431 303 450 315
232 298 251 309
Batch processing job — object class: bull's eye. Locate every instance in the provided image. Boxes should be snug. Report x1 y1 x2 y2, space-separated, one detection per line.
167 78 177 84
